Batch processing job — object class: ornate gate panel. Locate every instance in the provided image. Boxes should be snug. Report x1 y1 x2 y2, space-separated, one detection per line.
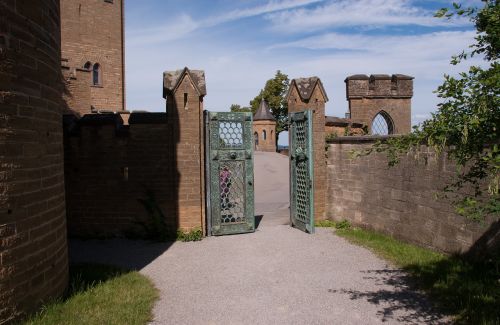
207 112 255 236
289 110 314 233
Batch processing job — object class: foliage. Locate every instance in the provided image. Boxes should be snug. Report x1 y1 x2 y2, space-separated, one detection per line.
137 190 170 241
24 264 158 325
357 1 499 220
250 70 290 139
315 219 351 229
176 227 203 242
325 132 339 142
336 227 500 324
229 104 252 113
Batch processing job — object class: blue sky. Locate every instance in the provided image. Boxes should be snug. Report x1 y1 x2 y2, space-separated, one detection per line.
124 0 481 144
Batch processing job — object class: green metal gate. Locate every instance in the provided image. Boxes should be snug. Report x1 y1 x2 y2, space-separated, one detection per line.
289 110 314 233
206 112 255 236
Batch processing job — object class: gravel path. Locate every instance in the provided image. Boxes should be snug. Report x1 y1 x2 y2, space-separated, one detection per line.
70 152 447 324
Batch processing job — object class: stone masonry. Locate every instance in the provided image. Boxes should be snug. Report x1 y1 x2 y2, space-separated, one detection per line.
326 137 497 254
287 77 328 220
346 74 413 135
0 1 68 323
61 0 125 113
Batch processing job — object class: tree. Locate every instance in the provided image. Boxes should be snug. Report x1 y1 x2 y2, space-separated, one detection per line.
359 1 499 220
250 70 290 143
229 104 252 113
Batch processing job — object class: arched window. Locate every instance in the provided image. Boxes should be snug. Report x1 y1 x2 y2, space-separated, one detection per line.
92 63 101 86
371 111 394 135
262 130 267 140
254 132 259 147
83 61 92 70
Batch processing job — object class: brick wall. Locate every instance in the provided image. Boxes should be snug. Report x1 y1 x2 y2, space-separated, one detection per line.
0 1 68 323
326 137 497 254
253 121 276 152
62 66 91 116
61 0 125 112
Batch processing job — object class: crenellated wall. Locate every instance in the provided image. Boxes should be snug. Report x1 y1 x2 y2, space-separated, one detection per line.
0 1 68 323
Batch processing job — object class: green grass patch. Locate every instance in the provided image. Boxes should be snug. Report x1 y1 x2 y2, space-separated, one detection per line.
177 227 203 242
335 226 500 324
24 264 158 325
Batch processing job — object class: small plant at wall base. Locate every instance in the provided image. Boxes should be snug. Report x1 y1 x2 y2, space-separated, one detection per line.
177 228 203 242
355 1 499 221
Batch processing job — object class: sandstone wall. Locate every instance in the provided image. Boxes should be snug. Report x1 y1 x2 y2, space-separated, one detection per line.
64 112 204 237
61 0 125 111
0 1 68 323
326 137 497 254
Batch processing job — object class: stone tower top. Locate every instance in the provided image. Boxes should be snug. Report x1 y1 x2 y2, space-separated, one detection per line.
287 77 329 103
253 100 275 121
345 74 413 99
163 67 207 98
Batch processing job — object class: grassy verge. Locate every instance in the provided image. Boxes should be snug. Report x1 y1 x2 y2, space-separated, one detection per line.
317 220 500 324
24 264 158 325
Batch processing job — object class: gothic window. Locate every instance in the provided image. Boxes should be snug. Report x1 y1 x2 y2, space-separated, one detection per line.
254 132 259 147
371 111 394 135
92 63 101 86
262 130 267 140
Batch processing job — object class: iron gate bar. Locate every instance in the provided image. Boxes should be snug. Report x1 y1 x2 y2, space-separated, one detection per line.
289 110 314 234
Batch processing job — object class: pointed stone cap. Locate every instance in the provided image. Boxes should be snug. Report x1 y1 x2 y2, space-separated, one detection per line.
163 67 207 98
253 100 275 121
287 76 329 102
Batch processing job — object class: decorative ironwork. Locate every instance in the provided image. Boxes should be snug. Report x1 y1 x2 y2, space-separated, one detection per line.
289 110 314 233
207 112 255 236
371 111 394 135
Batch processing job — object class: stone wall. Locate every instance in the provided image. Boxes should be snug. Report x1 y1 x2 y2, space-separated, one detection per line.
64 112 205 237
326 137 496 254
62 63 91 115
0 1 68 323
346 74 413 135
61 0 125 112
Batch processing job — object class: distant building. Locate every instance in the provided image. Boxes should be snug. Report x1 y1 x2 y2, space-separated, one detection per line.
253 100 277 152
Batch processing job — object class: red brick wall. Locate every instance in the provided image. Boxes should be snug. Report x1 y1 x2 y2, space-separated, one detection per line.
61 0 125 112
326 137 497 254
62 67 91 116
64 110 206 237
0 1 68 323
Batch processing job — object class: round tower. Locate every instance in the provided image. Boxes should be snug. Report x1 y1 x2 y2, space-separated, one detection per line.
0 1 68 323
253 100 277 152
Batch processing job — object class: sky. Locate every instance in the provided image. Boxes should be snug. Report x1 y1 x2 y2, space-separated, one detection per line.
124 0 482 145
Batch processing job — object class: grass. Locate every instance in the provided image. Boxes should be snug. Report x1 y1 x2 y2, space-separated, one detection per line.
23 264 158 325
317 220 500 324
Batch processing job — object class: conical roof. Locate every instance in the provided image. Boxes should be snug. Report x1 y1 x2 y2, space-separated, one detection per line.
253 100 275 121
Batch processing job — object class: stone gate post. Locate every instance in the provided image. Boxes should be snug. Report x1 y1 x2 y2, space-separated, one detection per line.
163 68 207 233
287 77 328 220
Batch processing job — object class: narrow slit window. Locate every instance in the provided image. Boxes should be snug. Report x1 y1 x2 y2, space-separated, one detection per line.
184 93 188 110
92 63 101 86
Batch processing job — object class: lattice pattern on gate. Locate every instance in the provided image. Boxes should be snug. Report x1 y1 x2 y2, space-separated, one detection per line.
295 119 309 224
219 161 246 224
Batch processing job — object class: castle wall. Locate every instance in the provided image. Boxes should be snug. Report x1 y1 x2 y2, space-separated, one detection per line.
62 66 91 116
0 1 68 323
61 0 125 112
253 121 276 152
326 137 497 254
346 75 413 134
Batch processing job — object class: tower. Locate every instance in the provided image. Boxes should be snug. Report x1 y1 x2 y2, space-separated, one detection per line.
345 74 413 135
253 100 277 152
61 0 126 114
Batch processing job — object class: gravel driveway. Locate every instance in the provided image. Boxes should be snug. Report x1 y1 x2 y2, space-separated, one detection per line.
70 152 447 324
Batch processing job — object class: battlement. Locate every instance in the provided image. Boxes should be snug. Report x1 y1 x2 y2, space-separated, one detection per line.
345 74 413 99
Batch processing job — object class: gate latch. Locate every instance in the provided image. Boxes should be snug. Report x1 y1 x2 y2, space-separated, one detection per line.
230 152 237 159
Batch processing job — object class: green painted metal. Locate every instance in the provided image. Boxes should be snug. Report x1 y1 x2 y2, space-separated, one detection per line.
289 110 314 233
207 112 255 236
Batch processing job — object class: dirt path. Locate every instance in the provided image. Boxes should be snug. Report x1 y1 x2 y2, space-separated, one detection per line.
70 152 447 324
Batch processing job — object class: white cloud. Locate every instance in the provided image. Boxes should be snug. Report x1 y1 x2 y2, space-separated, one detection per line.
128 0 324 45
266 0 469 31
